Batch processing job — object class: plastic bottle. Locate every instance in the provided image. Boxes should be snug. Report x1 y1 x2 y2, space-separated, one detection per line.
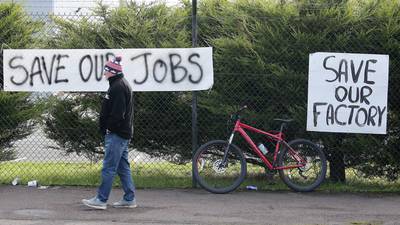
257 143 268 155
11 177 20 186
246 185 258 190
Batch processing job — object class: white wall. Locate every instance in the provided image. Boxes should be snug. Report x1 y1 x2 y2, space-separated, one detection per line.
1 0 54 15
1 0 182 15
53 0 120 15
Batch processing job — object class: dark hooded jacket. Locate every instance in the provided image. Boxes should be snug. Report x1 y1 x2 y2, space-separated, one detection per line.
99 74 133 139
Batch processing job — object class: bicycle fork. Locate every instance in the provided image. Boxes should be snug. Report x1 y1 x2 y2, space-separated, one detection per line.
221 131 235 167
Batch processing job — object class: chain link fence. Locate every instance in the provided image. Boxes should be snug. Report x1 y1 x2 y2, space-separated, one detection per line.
1 5 400 190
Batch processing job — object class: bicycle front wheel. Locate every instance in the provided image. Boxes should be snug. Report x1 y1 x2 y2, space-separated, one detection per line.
193 140 247 194
278 139 327 192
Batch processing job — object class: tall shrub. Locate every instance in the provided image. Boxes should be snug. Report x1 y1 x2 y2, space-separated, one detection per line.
197 0 400 181
0 3 44 161
42 0 400 179
44 2 192 162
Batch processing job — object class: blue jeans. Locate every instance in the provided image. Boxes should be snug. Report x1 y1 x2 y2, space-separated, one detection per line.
97 133 135 203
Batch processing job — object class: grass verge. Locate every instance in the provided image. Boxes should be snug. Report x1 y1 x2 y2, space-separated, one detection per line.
1 162 400 193
0 162 193 188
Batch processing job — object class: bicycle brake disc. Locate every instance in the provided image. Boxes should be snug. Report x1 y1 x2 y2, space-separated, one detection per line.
212 159 227 173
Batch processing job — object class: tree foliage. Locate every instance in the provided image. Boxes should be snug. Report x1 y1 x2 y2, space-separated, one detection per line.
197 0 400 180
42 0 400 180
44 2 193 162
43 94 103 161
0 3 44 161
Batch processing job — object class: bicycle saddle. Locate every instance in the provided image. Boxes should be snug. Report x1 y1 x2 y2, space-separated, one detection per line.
273 118 294 123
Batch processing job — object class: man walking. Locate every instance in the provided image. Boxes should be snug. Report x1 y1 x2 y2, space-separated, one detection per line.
82 56 136 210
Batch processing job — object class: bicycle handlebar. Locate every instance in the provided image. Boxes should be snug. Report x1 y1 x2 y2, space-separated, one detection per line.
237 105 248 114
228 105 294 133
230 105 248 120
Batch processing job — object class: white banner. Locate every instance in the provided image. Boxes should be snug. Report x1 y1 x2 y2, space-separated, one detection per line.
307 52 389 134
3 48 213 92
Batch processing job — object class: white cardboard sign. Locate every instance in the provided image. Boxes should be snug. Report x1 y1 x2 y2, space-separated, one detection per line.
307 52 389 134
3 48 213 92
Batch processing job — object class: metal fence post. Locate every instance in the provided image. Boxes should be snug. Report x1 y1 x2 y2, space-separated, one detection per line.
191 0 198 188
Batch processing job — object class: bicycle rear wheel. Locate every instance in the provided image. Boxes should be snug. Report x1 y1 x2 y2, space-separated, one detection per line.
193 140 247 194
278 139 326 192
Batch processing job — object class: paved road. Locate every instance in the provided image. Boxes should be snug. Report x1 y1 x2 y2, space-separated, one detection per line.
0 185 399 225
11 127 158 163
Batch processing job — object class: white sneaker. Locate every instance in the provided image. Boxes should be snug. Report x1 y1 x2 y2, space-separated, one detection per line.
112 198 137 208
82 197 107 210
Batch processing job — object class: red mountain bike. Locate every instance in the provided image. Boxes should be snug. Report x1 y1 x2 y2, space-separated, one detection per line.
193 105 327 193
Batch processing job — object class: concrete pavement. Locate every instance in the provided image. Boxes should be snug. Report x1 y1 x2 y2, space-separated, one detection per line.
0 185 400 225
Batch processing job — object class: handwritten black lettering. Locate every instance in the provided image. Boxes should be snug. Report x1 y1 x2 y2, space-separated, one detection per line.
360 86 372 105
367 106 377 126
132 53 151 85
335 86 347 102
30 57 45 86
313 102 327 126
347 86 359 103
55 54 69 84
188 53 203 84
338 59 348 83
335 104 347 125
378 106 386 126
170 54 187 83
334 85 373 104
41 55 56 84
326 104 334 125
350 60 364 83
94 55 104 81
364 59 377 85
106 53 114 62
9 56 29 85
153 59 167 83
312 103 386 128
347 105 359 125
79 55 92 82
323 56 339 82
355 108 368 127
324 56 377 84
6 50 208 89
79 53 112 82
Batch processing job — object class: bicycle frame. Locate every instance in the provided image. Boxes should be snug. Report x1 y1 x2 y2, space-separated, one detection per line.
227 119 306 170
